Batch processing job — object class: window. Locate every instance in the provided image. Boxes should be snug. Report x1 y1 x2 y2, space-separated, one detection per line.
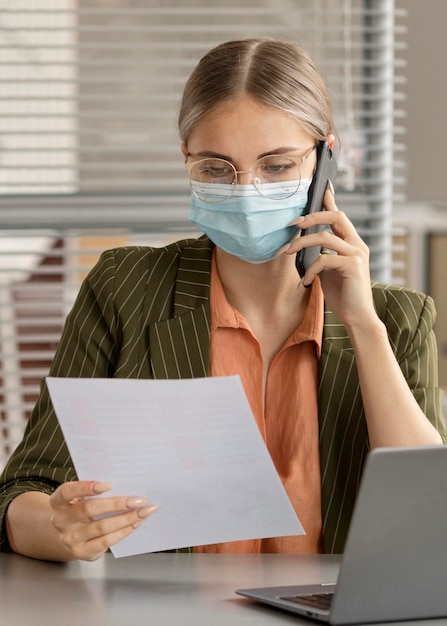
0 0 404 468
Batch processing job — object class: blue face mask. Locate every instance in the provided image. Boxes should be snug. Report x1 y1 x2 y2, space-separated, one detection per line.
189 179 310 263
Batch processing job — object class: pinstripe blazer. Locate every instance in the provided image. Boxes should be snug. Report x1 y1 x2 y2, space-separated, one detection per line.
1 235 445 554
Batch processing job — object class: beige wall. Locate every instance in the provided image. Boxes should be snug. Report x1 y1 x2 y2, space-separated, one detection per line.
398 0 447 207
394 2 447 396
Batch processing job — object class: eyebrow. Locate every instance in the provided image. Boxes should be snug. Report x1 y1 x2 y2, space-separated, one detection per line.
191 147 304 161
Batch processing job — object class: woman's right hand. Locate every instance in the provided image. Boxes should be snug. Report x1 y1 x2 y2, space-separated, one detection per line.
49 480 158 561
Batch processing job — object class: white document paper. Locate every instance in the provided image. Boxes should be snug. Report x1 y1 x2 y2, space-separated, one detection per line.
46 375 304 557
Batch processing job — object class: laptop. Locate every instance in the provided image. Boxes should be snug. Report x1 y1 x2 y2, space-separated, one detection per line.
236 445 447 624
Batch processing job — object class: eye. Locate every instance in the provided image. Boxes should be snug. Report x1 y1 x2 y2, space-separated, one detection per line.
257 156 300 181
190 158 235 183
263 162 295 174
201 165 233 177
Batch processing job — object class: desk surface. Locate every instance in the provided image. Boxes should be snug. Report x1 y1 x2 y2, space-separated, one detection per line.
1 552 446 626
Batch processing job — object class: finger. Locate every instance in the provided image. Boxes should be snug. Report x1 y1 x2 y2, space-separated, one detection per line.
80 495 152 520
74 504 158 543
69 520 147 562
300 252 340 287
292 209 350 232
50 481 113 509
51 492 153 528
288 188 338 231
323 185 338 212
291 212 364 249
59 505 158 560
302 247 368 286
286 229 355 258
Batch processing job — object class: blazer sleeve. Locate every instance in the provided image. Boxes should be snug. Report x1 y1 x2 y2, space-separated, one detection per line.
320 283 447 555
373 284 446 441
0 239 204 552
0 249 122 552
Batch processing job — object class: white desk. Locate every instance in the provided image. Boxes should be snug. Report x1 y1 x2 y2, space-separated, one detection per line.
1 552 446 626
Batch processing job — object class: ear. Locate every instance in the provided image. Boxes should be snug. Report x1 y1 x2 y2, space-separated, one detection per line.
181 143 189 160
325 133 335 149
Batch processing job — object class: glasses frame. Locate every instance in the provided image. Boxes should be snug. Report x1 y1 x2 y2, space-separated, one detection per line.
185 144 317 203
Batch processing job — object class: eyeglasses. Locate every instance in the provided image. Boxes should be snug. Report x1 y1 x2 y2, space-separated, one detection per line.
185 144 316 203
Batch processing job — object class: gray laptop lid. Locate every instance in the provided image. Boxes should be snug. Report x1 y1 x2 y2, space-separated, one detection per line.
237 445 447 624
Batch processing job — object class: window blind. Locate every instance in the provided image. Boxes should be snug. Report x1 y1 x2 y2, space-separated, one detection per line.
0 1 405 228
0 0 405 469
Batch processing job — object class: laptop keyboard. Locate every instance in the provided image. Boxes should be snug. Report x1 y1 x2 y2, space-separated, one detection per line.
280 593 334 611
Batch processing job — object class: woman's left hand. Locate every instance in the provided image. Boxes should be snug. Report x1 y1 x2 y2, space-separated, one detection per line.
285 188 377 331
284 188 444 449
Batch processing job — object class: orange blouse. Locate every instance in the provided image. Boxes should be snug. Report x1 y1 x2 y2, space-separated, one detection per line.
195 252 324 554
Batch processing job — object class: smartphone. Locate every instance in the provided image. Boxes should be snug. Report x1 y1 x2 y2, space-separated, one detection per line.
295 140 337 278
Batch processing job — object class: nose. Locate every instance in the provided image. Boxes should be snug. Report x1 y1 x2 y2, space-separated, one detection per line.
236 169 253 185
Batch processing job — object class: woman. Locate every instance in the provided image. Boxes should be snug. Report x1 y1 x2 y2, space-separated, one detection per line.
1 38 445 562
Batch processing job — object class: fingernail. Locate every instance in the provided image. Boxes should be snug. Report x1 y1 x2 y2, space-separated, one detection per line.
328 180 335 195
126 497 148 509
92 482 113 494
288 216 305 228
137 504 159 519
276 243 291 255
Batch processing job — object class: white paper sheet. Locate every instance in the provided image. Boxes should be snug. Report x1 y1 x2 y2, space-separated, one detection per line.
46 375 304 557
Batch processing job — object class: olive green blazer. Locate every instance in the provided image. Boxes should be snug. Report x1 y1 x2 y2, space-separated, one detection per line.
0 236 445 554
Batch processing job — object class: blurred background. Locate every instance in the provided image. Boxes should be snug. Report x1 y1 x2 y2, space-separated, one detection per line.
0 0 446 469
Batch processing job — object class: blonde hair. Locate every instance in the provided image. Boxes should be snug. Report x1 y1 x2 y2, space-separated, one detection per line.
178 38 334 145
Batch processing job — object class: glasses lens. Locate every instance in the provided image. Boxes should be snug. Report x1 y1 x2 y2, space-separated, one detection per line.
254 155 301 198
188 155 304 202
189 158 236 184
188 158 235 203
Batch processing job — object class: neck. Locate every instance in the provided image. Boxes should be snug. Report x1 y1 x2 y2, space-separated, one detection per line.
214 247 313 376
215 247 308 313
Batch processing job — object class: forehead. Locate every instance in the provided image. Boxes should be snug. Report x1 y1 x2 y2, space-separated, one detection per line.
187 95 313 158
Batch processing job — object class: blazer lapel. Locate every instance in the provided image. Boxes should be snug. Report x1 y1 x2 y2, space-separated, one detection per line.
149 237 214 380
318 307 369 553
